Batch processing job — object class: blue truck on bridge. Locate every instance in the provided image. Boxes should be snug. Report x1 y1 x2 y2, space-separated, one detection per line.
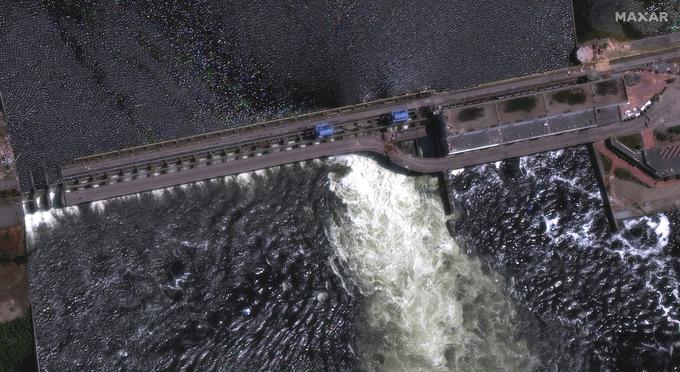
391 110 410 124
314 123 334 139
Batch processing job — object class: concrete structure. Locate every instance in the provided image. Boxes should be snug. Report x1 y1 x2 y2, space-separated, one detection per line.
446 79 627 154
13 33 680 230
577 46 594 63
0 96 21 228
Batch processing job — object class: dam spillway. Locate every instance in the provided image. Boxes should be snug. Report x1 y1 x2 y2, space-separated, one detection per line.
17 33 680 210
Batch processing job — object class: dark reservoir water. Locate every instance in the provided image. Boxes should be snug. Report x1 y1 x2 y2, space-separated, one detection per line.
6 0 680 371
0 0 574 189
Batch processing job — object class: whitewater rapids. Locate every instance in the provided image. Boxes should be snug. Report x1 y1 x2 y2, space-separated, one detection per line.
326 155 536 371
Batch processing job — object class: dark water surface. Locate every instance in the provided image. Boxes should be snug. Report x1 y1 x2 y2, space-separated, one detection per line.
449 148 680 371
0 0 574 189
10 1 677 371
29 165 361 371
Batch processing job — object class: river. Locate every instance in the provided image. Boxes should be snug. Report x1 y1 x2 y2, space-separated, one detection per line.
7 0 680 371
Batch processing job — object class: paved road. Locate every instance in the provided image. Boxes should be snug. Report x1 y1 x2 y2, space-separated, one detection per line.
64 113 658 205
64 137 388 205
61 95 433 177
61 66 588 177
385 116 653 172
64 70 680 206
387 78 680 173
55 34 680 206
63 42 680 177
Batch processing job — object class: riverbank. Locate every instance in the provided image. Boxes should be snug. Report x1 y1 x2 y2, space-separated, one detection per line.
0 224 33 371
0 100 33 371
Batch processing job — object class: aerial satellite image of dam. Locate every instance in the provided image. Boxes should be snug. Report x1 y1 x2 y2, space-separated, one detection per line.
2 0 680 371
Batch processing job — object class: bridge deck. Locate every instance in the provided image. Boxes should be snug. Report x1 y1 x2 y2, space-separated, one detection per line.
447 79 627 154
60 91 437 177
63 113 657 206
37 34 680 208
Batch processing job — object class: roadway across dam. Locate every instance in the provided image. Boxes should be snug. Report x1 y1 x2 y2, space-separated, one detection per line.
22 32 680 210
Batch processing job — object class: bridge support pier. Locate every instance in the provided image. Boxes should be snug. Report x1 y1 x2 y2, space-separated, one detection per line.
588 144 619 231
48 184 65 209
20 192 35 215
437 171 454 215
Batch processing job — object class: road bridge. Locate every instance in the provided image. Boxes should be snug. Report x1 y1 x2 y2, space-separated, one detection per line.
22 32 680 210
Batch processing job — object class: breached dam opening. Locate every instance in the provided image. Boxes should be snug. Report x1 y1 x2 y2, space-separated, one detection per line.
326 155 535 371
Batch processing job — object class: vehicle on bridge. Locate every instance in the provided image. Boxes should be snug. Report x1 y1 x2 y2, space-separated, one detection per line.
391 110 411 129
314 123 334 139
391 110 410 123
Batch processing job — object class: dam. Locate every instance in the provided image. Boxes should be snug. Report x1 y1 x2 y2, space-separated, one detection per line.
17 33 680 224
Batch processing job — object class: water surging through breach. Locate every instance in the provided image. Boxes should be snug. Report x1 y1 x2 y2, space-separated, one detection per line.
326 155 536 371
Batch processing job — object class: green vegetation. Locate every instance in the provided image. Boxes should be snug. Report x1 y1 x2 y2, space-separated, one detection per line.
552 88 587 105
0 313 33 371
619 22 644 40
575 18 627 42
656 125 680 143
599 153 612 174
617 134 643 152
457 107 485 122
504 96 537 113
0 189 20 199
614 168 634 182
0 255 26 265
595 80 619 96
613 167 648 187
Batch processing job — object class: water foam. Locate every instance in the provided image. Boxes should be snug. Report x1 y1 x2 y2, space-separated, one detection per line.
613 214 671 258
327 155 535 371
450 168 465 176
24 205 80 240
448 147 680 368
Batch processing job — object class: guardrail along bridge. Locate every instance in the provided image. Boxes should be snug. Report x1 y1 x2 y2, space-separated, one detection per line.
24 32 680 211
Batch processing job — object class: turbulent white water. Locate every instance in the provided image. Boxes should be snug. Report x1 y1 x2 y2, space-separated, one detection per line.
26 157 538 370
327 155 536 371
23 172 263 239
